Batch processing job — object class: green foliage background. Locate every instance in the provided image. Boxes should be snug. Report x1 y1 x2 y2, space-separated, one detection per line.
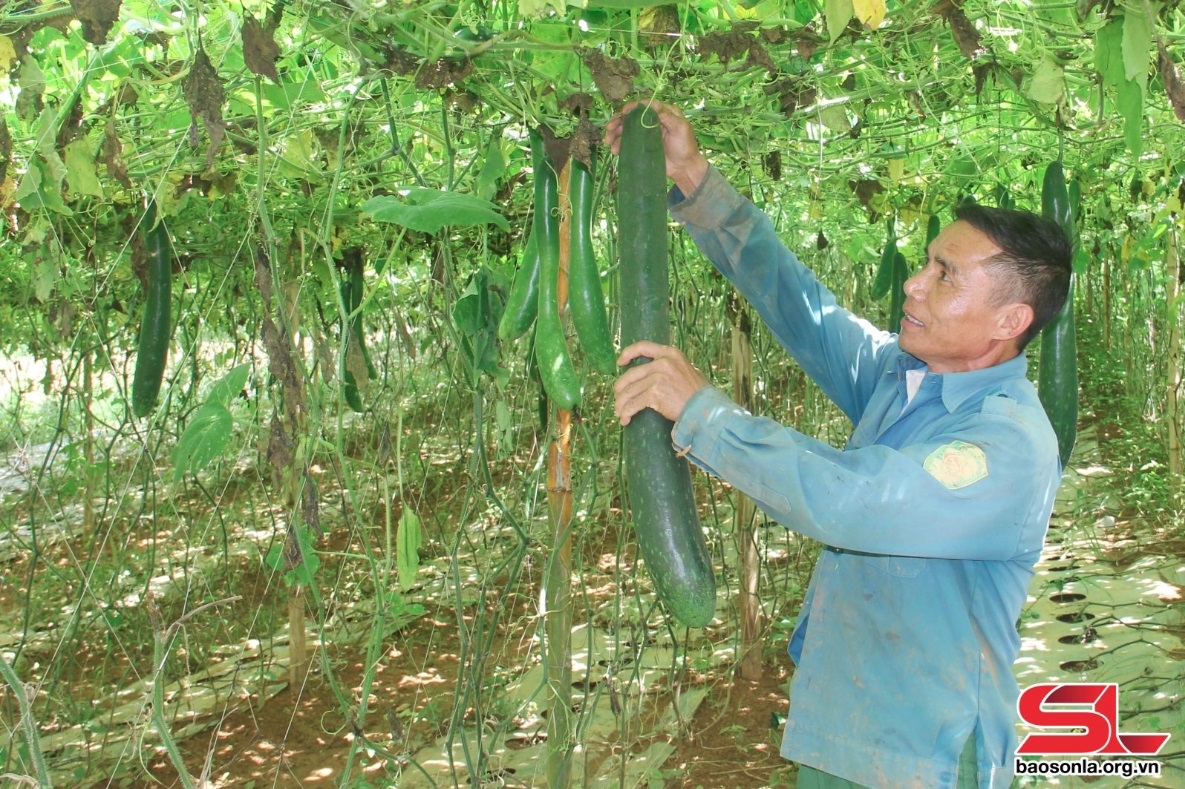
1 0 1184 786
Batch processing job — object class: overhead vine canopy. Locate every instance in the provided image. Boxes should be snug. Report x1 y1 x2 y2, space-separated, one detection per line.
3 4 1185 785
0 0 1183 341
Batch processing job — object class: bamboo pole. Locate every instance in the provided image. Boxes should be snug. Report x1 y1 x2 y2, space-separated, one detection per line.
1166 223 1181 479
82 349 95 533
730 295 763 680
1103 242 1112 350
545 160 575 788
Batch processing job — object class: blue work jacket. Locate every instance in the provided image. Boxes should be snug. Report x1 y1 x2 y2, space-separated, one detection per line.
668 167 1062 789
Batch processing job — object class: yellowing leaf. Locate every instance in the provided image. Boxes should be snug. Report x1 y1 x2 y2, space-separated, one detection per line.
818 104 851 133
1028 56 1065 104
33 256 56 302
887 158 905 182
852 0 886 30
825 0 854 43
64 139 104 198
0 175 15 209
0 35 15 71
279 129 320 176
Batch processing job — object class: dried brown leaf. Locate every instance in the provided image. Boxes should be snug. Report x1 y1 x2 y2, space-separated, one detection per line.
242 14 281 82
764 78 817 118
700 30 751 66
974 62 991 95
71 0 122 45
182 45 226 167
102 120 131 189
581 49 640 103
255 249 305 423
1159 41 1185 122
849 178 885 221
384 47 421 76
415 56 473 90
639 4 681 49
763 150 782 182
934 0 985 60
302 470 321 535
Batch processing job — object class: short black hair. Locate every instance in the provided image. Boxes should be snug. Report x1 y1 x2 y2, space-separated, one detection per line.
952 203 1073 349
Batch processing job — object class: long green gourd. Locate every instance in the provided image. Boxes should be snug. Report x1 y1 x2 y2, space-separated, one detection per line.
531 129 581 410
1038 160 1078 468
617 106 715 628
568 157 618 375
131 201 172 418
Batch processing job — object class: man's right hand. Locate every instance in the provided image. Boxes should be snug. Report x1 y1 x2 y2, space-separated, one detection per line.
604 100 709 197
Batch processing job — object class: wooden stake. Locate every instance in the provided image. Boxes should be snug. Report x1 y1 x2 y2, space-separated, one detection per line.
545 160 576 789
730 296 763 681
1167 223 1181 479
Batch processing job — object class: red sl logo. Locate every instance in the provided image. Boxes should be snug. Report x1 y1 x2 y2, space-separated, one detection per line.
1017 683 1171 756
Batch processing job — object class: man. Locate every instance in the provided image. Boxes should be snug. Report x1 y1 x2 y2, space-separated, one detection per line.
606 101 1072 789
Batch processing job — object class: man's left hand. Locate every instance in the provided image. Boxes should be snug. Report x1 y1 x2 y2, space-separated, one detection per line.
613 341 708 425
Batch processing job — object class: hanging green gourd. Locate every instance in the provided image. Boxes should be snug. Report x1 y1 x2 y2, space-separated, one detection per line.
871 216 896 300
530 129 581 411
888 251 909 332
131 201 173 418
1037 161 1078 468
568 156 618 375
616 106 716 628
498 230 542 342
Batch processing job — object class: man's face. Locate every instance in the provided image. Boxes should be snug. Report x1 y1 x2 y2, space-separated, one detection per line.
898 220 1022 374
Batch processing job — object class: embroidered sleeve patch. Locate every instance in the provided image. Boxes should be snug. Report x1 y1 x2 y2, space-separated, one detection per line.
923 440 988 489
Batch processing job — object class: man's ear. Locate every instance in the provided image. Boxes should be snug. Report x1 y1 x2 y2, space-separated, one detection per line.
996 303 1034 342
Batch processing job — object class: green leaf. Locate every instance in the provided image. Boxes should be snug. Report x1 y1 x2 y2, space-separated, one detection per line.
475 135 506 202
452 281 484 337
521 0 565 14
577 0 676 7
1122 5 1155 86
793 0 817 25
64 139 103 197
825 0 854 43
1095 18 1125 88
206 363 250 409
14 157 70 215
818 104 851 133
261 80 326 112
172 402 234 483
363 189 509 234
397 508 422 592
1118 77 1144 157
1028 56 1065 104
264 529 320 584
263 543 284 572
291 550 320 584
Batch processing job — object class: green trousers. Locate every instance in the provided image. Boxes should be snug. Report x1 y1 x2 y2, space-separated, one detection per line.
795 734 979 789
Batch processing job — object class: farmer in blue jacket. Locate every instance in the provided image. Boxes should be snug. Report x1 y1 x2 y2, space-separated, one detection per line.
607 101 1071 789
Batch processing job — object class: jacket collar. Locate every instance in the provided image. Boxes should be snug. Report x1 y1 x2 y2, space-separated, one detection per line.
894 351 1029 413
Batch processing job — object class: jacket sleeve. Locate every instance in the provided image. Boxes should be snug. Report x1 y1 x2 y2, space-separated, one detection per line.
670 167 894 424
672 386 1055 561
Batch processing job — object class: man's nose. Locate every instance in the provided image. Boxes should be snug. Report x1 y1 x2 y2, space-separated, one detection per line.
904 268 924 297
